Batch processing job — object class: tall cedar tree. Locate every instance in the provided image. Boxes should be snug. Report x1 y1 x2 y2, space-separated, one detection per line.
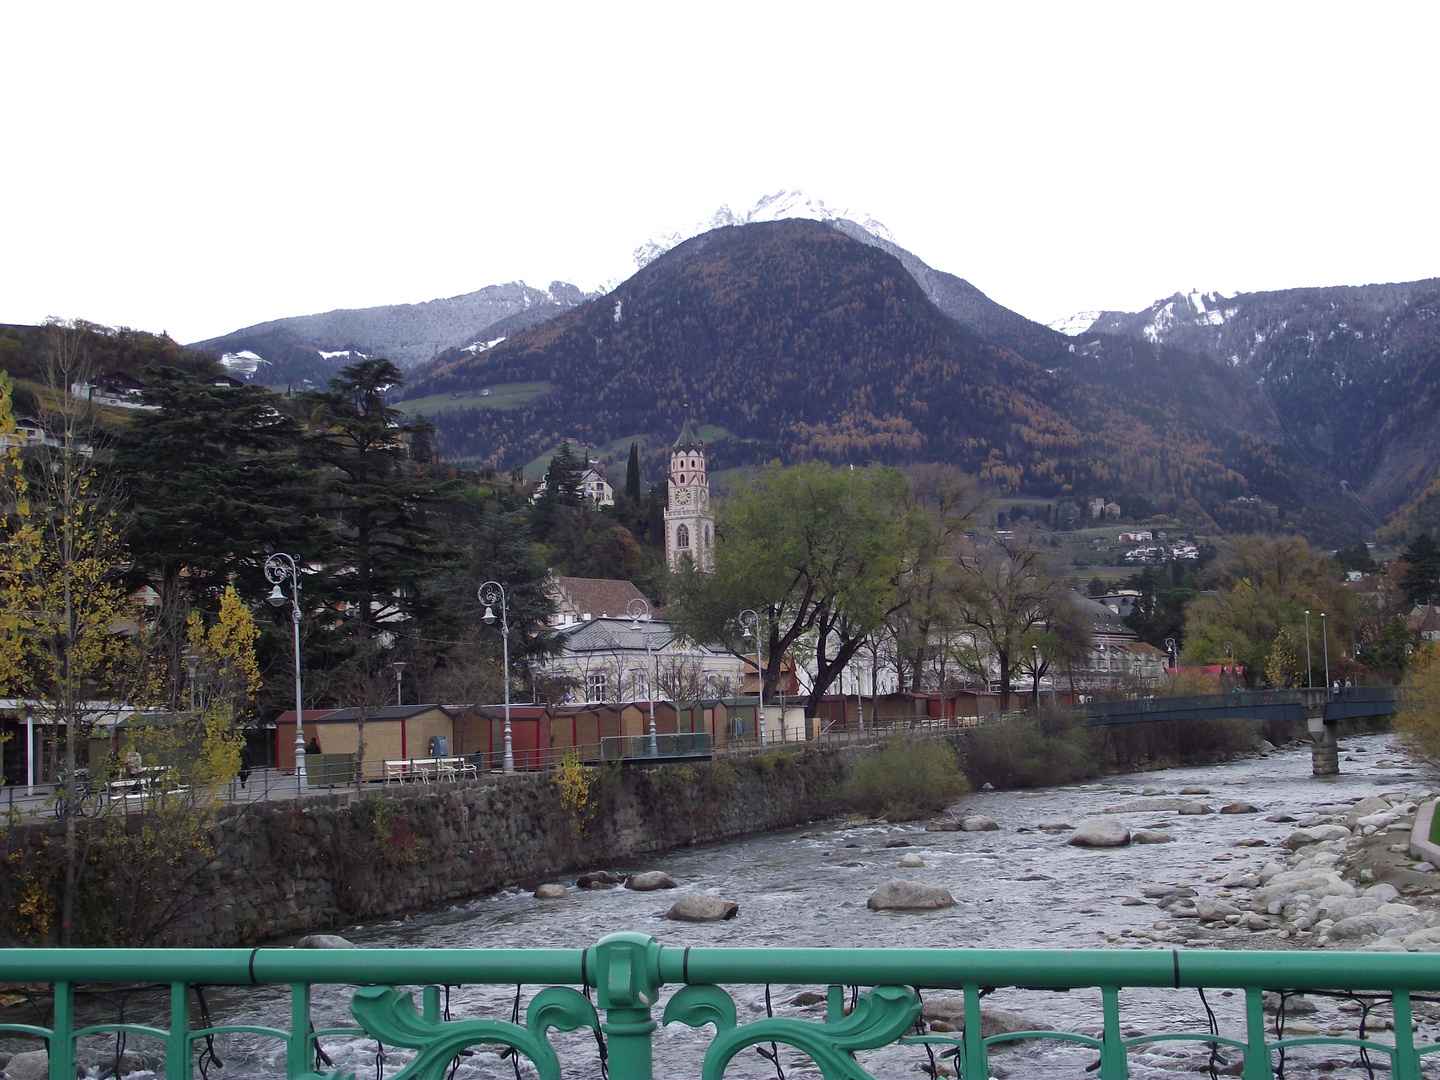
115 367 317 605
300 358 457 640
625 442 641 504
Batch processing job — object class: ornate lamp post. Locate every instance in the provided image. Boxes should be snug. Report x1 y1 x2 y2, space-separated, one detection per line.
478 581 513 773
392 661 406 706
265 552 306 795
627 598 657 756
1321 612 1331 692
1031 644 1040 713
740 609 764 746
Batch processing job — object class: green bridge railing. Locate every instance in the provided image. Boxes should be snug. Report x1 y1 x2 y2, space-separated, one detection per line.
3 933 1440 1079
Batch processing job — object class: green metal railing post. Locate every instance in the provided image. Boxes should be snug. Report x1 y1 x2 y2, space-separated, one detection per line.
1100 985 1128 1079
963 983 987 1080
1394 990 1418 1080
49 981 73 1080
423 985 441 1022
592 932 663 1080
287 982 312 1080
826 984 844 1023
169 982 192 1080
1242 987 1272 1080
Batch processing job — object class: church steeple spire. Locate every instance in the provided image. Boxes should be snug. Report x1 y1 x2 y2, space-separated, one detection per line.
674 402 701 451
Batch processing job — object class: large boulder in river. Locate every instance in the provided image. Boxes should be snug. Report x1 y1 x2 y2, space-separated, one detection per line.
296 934 358 948
626 871 679 891
1067 819 1131 847
961 815 999 832
534 884 568 899
899 853 925 868
3 1051 49 1080
1220 801 1259 814
1132 830 1175 844
1282 825 1352 849
868 879 955 910
666 894 739 922
577 871 624 888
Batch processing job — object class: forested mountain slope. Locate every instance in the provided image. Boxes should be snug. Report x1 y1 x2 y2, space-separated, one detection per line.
1062 280 1440 533
406 220 1346 537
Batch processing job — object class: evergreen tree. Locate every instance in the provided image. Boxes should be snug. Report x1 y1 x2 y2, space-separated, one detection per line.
409 413 436 464
1400 534 1440 604
115 366 316 607
543 441 584 505
625 442 641 504
300 358 458 640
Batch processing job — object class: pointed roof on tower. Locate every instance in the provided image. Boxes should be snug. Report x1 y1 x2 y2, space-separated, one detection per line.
673 402 702 451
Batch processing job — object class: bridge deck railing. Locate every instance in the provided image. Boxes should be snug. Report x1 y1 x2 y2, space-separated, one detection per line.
3 933 1440 1080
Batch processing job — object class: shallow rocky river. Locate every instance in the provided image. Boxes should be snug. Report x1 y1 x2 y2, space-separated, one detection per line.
46 733 1440 1078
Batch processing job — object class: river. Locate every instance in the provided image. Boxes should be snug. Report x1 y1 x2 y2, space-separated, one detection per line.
62 732 1440 1078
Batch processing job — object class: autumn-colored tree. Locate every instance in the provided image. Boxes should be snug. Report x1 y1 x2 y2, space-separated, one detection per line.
0 331 163 944
1395 645 1440 761
1183 536 1357 687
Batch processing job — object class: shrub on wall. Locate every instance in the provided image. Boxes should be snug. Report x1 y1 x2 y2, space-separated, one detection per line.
964 716 1099 789
842 737 968 820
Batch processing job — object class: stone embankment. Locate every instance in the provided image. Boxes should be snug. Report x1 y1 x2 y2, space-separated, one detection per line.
0 747 850 947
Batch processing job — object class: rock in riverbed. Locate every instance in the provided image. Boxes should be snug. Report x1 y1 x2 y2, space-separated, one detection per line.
534 884 568 899
868 880 955 910
296 934 357 948
626 871 679 891
1067 819 1131 847
666 894 739 922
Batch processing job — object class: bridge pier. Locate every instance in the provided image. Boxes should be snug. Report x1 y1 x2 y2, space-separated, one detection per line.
1302 688 1338 776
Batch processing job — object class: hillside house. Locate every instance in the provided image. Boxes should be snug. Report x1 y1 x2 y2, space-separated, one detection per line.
546 576 650 627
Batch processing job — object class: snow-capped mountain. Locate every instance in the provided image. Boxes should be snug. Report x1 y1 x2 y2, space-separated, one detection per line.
189 280 592 386
1051 291 1234 342
632 189 898 270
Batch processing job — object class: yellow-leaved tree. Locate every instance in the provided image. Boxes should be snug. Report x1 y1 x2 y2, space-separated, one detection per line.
181 585 259 787
0 331 164 945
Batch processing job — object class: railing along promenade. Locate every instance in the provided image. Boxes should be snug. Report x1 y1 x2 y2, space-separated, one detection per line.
4 933 1440 1079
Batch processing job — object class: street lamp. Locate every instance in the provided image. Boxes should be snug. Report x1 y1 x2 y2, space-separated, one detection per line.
392 661 406 706
1320 612 1331 692
1304 610 1313 689
1165 637 1177 676
1031 644 1040 713
627 598 657 756
478 581 513 773
739 609 764 746
265 552 306 795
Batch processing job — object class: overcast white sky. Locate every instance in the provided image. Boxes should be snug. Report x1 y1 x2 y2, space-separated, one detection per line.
2 2 1436 345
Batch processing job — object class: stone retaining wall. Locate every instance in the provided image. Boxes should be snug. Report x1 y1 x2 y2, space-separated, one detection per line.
0 747 853 947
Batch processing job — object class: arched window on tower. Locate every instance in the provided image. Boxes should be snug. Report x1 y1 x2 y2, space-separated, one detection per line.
676 524 690 548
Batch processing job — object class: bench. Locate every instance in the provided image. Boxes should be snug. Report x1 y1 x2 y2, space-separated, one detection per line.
382 757 478 783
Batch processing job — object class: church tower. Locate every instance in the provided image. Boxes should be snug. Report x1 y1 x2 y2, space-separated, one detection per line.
665 404 714 571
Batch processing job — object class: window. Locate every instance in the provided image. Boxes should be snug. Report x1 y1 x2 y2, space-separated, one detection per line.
676 524 690 548
586 673 607 702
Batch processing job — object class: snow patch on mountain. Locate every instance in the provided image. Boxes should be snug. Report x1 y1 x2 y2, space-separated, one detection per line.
219 350 268 376
1048 311 1102 336
633 190 898 269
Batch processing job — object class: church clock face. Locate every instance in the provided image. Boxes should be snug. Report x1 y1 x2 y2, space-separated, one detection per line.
673 486 693 507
